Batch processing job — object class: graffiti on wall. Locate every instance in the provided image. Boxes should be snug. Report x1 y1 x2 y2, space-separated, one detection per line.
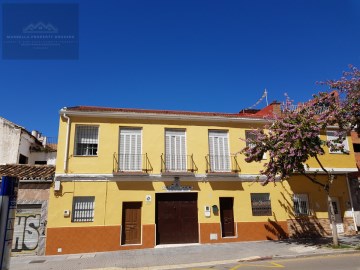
12 208 42 253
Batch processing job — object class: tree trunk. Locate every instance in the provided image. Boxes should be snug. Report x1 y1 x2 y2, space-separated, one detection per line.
327 192 339 247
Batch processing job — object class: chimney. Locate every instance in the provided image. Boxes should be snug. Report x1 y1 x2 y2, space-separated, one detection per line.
31 130 38 138
270 101 281 116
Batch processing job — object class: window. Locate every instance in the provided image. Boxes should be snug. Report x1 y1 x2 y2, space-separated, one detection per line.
208 130 230 172
251 193 272 216
35 161 47 165
165 129 186 171
74 126 99 156
293 194 310 215
72 196 95 222
326 130 349 154
245 130 257 148
354 143 360 153
18 154 28 164
119 128 142 171
245 130 267 159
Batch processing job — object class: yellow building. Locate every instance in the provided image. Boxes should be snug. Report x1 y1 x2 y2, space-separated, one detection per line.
46 103 358 255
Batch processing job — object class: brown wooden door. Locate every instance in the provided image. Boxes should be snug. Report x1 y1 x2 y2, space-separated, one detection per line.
156 193 198 244
121 202 142 245
220 197 235 237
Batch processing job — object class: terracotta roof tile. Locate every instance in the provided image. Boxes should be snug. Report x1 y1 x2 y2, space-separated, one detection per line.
0 164 55 181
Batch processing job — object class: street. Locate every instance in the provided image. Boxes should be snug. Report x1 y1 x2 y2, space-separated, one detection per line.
174 253 360 270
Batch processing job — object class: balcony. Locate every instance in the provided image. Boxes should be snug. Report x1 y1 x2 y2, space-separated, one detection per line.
113 153 153 175
205 154 240 175
160 154 198 176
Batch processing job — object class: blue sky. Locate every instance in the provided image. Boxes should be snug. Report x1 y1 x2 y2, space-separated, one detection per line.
1 0 360 138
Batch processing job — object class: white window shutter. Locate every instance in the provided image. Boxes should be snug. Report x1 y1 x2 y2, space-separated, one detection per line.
209 131 230 172
165 130 186 171
119 128 142 171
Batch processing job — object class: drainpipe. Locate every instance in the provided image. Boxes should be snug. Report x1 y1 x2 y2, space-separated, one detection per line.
346 173 358 232
63 113 71 173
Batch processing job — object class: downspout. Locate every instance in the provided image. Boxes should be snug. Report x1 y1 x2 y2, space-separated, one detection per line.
346 173 358 232
63 113 71 173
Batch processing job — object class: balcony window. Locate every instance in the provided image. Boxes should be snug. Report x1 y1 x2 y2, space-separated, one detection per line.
165 129 187 171
119 128 142 171
208 130 230 172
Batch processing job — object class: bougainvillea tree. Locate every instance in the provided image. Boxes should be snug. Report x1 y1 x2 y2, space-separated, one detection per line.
242 66 359 246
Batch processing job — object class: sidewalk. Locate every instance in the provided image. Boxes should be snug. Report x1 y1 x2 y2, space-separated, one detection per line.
10 235 360 270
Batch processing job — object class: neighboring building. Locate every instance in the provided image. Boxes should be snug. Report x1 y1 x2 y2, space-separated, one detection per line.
0 116 56 165
0 164 55 256
349 131 360 229
0 116 57 256
46 104 358 255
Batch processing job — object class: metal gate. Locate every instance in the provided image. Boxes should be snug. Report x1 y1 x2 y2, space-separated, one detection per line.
12 204 42 255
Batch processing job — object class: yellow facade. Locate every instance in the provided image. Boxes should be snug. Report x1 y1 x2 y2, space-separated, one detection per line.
46 106 357 255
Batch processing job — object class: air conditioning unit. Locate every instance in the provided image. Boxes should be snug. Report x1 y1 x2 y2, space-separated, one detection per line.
54 180 61 191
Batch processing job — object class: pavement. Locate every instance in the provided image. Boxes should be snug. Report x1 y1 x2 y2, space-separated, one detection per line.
9 235 360 270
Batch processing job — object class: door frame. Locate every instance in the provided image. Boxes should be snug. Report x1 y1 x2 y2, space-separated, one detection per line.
120 201 143 246
155 192 199 245
330 197 344 234
219 197 237 238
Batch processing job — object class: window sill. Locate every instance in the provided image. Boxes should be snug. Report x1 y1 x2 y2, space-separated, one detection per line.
206 172 239 177
161 171 195 177
113 171 149 177
73 155 98 157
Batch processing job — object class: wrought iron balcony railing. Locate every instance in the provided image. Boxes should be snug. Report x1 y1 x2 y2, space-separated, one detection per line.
160 154 198 173
113 153 153 173
205 154 240 173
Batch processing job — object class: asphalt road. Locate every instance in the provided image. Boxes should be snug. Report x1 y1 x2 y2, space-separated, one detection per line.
174 253 360 270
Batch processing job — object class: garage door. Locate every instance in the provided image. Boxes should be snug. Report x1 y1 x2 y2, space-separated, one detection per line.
12 204 42 255
156 193 198 244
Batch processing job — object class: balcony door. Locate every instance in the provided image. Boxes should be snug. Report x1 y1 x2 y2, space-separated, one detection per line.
209 130 230 172
165 129 187 171
119 128 142 171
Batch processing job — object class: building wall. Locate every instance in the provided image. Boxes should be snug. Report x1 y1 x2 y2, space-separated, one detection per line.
0 117 21 164
46 175 352 255
55 116 357 175
47 114 357 255
29 152 57 165
18 132 35 163
13 183 51 256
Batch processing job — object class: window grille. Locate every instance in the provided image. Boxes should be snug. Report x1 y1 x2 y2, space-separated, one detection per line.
326 130 349 154
165 129 186 171
251 193 272 216
72 196 95 222
208 130 230 172
119 128 142 171
293 194 310 215
74 126 99 156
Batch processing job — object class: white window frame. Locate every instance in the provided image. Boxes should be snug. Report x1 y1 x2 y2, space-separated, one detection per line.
326 130 349 154
119 128 142 171
74 125 99 156
208 130 230 172
165 129 187 171
72 196 95 222
293 194 310 216
245 130 267 159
